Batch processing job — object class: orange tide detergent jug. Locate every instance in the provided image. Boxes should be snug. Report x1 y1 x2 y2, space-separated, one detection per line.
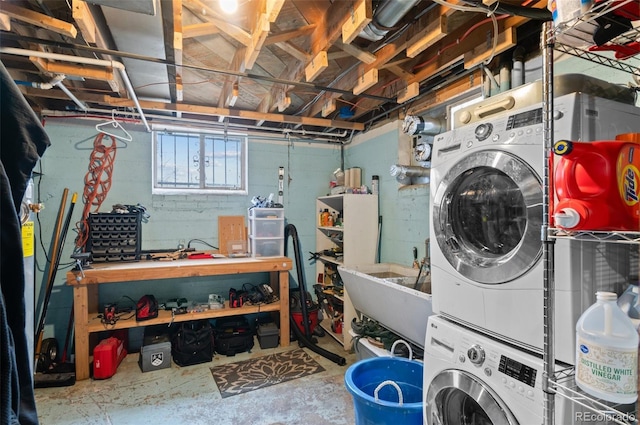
616 133 640 230
553 138 640 231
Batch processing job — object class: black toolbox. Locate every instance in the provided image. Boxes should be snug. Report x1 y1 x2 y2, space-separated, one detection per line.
214 316 254 356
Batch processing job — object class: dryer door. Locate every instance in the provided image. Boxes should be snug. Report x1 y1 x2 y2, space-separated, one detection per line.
432 150 543 284
426 369 518 425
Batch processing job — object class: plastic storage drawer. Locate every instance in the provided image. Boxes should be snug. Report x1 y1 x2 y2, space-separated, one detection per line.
248 208 285 220
250 218 284 238
249 236 284 257
248 208 285 238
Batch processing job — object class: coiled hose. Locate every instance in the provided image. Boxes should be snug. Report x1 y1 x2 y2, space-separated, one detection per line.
285 223 346 366
75 132 117 248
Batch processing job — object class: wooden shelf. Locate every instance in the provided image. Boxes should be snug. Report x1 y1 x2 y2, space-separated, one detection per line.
87 301 280 333
319 317 344 344
318 255 343 265
318 226 343 232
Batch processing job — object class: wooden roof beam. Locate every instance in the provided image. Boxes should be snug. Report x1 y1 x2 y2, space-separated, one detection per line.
1 3 77 38
0 14 10 31
22 86 364 130
334 40 376 64
218 48 246 109
244 13 270 69
183 22 219 39
264 24 316 45
341 0 372 45
183 0 252 46
71 0 127 97
30 57 117 84
141 99 365 131
266 0 285 22
162 0 184 103
72 0 96 43
276 41 311 63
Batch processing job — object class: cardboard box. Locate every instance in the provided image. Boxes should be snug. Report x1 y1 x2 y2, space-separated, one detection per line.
139 334 171 372
257 323 279 349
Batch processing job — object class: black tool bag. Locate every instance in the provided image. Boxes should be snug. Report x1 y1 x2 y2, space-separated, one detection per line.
171 320 214 366
214 316 254 356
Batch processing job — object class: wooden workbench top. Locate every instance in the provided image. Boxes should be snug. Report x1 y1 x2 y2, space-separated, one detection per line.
66 256 293 285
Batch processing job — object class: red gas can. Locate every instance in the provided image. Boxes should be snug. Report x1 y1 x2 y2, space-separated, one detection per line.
93 336 127 379
553 139 630 231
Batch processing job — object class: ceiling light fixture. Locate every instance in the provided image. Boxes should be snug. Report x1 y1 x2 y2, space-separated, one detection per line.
219 0 238 14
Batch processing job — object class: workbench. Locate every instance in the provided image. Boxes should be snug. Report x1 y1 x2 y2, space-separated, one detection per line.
66 256 292 381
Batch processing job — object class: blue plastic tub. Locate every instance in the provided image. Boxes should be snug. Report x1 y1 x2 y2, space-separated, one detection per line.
344 356 423 425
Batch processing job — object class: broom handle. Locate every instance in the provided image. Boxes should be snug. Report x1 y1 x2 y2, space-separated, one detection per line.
34 188 68 357
34 191 76 362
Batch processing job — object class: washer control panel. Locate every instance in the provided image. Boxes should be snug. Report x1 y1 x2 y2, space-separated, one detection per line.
498 355 537 388
425 316 542 404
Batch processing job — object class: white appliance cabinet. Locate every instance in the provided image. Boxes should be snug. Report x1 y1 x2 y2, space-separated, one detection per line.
315 194 378 350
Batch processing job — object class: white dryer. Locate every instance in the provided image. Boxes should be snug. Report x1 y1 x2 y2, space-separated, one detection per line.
429 91 640 364
423 315 635 425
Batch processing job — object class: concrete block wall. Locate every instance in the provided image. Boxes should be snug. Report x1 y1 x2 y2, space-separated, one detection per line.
35 117 437 349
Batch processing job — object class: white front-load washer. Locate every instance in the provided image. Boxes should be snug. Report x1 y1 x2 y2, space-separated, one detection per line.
423 315 636 425
429 91 640 364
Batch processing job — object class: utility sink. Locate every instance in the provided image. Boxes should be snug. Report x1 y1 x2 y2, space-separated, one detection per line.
338 263 432 348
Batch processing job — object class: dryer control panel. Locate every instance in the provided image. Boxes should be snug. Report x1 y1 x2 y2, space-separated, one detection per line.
433 104 546 165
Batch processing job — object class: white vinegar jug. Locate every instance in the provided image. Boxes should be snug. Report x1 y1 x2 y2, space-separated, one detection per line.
575 291 639 404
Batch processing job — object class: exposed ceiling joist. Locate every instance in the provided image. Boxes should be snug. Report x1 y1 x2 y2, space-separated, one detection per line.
1 2 77 37
0 0 551 139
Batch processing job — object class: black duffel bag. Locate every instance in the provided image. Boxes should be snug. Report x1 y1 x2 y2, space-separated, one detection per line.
214 316 254 356
171 320 214 366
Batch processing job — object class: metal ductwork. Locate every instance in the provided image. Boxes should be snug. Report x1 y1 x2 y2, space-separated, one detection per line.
87 0 157 15
390 164 431 185
402 115 445 136
359 0 421 41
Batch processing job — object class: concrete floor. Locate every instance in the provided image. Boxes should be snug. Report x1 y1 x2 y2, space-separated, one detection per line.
35 335 357 425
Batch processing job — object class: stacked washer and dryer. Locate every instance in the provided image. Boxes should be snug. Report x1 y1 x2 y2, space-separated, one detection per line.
423 75 640 425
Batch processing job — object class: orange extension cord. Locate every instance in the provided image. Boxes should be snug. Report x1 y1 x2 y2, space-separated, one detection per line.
75 132 117 249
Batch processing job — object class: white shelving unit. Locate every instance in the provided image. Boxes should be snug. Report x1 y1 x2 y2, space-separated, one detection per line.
315 194 378 350
542 7 640 424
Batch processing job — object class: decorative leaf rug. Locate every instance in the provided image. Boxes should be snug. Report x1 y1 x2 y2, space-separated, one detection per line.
210 348 325 398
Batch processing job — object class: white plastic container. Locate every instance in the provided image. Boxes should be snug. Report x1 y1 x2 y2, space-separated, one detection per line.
575 291 639 404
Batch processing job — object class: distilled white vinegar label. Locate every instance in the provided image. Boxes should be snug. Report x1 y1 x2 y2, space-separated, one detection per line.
576 337 638 399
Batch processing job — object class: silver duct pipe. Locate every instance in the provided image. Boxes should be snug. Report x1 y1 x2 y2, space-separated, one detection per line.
359 0 421 41
512 46 526 88
390 164 430 184
402 115 445 136
0 47 150 131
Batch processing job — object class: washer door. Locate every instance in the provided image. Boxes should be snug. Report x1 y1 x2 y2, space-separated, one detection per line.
432 150 542 284
426 370 518 425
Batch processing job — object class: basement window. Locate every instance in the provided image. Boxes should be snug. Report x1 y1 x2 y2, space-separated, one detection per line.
152 127 248 195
